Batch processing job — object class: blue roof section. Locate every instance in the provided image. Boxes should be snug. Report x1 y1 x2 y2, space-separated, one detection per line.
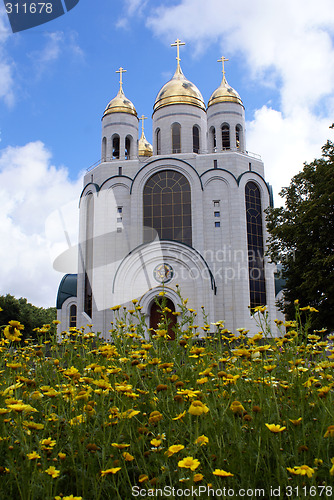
56 274 77 309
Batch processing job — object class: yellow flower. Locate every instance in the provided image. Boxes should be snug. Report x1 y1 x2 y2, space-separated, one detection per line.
58 452 66 460
45 466 60 478
40 437 56 449
138 474 149 482
289 418 302 426
172 411 187 420
101 468 121 476
56 496 82 500
165 444 185 457
188 400 209 416
112 443 130 449
22 421 44 430
330 458 334 476
213 469 234 477
148 411 163 424
265 423 286 433
324 425 334 438
178 457 200 471
27 451 41 460
150 439 162 447
193 473 204 482
7 403 37 414
194 435 209 446
122 452 135 461
286 465 315 478
230 401 245 414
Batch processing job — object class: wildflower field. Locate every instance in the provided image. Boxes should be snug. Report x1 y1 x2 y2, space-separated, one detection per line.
1 295 334 500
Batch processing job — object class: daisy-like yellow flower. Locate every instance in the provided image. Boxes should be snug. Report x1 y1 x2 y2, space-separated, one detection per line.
172 411 187 420
178 457 200 471
101 467 121 476
138 474 149 483
40 437 56 449
193 473 204 482
165 444 185 457
58 452 66 460
330 458 334 476
230 401 245 414
55 496 82 500
122 452 134 461
286 465 315 478
265 423 286 433
112 443 130 449
45 466 60 478
194 435 209 446
26 451 41 460
7 403 37 414
289 418 302 426
188 400 209 416
324 425 334 438
150 439 162 447
213 469 234 477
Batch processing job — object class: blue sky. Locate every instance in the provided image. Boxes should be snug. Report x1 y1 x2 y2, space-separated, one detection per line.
1 0 334 307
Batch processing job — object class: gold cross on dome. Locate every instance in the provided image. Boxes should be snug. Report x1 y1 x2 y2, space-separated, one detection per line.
139 114 147 133
116 67 127 90
217 56 229 79
171 38 185 65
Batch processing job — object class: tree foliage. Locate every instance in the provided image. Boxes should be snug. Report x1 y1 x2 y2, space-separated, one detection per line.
266 130 334 331
0 294 56 339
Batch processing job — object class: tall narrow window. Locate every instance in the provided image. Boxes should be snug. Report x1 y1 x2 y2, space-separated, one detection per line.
172 123 181 153
211 127 217 152
156 128 161 155
84 193 94 318
112 135 120 159
102 137 107 161
236 125 242 150
143 170 192 246
245 182 266 308
69 304 77 328
193 125 200 153
222 124 230 149
125 136 131 159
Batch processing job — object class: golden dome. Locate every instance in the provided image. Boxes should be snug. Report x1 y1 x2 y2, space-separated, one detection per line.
208 74 243 108
138 129 153 157
103 88 137 118
153 64 205 112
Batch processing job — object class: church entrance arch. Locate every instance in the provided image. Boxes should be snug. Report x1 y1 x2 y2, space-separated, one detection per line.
149 297 176 340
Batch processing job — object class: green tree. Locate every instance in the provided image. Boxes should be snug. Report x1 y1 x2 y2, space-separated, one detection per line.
0 294 56 339
265 129 334 331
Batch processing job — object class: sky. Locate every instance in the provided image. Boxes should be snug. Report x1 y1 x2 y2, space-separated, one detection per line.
0 0 334 308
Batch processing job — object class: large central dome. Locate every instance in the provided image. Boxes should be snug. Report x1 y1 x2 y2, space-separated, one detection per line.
153 64 205 113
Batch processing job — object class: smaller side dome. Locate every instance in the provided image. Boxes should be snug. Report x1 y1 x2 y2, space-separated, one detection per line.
208 74 243 108
138 131 153 157
138 115 153 157
102 67 137 118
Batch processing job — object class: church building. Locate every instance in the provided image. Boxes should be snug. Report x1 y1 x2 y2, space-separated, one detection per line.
56 40 280 337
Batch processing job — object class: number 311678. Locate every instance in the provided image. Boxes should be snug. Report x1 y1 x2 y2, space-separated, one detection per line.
5 3 53 14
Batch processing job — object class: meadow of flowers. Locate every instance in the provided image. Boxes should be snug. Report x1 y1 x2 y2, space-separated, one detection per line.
0 292 334 500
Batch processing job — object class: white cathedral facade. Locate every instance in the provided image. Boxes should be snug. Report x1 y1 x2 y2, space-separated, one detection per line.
57 41 281 338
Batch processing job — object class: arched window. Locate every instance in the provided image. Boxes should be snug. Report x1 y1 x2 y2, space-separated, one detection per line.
84 193 94 318
236 125 242 150
193 125 200 153
112 135 120 159
69 304 77 328
171 123 181 153
143 170 192 246
156 128 161 155
245 182 266 308
102 137 107 161
211 127 217 152
222 124 230 150
125 136 131 159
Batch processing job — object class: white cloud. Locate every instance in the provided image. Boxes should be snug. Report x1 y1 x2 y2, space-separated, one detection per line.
0 141 82 307
146 0 334 201
0 11 15 105
116 0 148 29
